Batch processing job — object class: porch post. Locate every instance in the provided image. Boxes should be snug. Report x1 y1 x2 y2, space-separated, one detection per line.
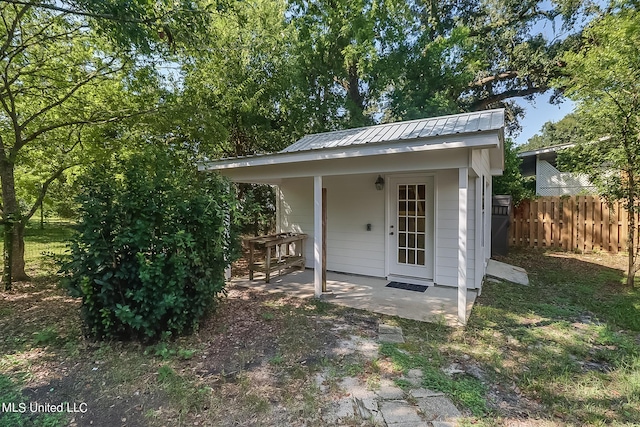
458 168 468 325
314 175 323 298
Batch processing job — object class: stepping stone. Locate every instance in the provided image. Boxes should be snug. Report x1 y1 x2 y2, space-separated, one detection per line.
379 324 405 343
415 396 461 420
376 379 405 399
331 396 355 421
379 400 427 426
379 324 403 334
410 388 444 398
352 396 383 424
379 333 405 344
339 376 377 400
431 422 458 427
406 369 423 386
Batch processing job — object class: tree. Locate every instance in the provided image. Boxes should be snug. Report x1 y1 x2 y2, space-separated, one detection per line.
371 0 591 124
284 0 599 133
0 0 212 287
0 4 133 285
493 138 535 205
555 5 640 286
518 112 587 151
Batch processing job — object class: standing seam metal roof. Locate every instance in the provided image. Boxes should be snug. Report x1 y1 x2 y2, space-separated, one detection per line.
281 109 505 154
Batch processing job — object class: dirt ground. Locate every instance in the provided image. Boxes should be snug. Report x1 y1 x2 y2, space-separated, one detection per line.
2 248 638 426
0 271 387 426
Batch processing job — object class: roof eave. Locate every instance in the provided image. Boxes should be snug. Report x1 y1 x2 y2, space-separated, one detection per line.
198 130 502 173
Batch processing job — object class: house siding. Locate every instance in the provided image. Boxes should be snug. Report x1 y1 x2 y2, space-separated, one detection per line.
471 148 493 289
434 169 460 287
536 159 596 196
277 166 492 289
277 174 386 277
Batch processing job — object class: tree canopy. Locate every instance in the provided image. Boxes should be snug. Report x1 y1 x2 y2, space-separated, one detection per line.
1 0 609 285
554 4 640 286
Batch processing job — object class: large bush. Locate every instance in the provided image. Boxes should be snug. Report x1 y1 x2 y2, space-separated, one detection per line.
63 149 238 341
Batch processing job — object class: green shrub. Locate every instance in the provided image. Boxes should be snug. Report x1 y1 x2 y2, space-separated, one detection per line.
62 148 238 341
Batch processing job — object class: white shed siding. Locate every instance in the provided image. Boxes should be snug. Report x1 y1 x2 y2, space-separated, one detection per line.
278 167 490 289
434 169 460 287
277 174 386 277
466 176 476 288
434 168 482 290
471 148 493 288
277 177 315 261
323 174 385 276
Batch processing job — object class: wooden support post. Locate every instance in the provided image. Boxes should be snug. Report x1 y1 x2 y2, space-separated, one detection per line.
249 241 255 280
314 176 323 298
265 246 272 283
458 168 468 326
322 187 327 292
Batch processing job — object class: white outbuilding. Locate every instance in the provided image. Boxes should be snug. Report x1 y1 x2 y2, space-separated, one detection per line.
199 109 505 324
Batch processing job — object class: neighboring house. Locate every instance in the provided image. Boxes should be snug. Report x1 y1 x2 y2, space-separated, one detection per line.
199 109 505 324
518 143 597 196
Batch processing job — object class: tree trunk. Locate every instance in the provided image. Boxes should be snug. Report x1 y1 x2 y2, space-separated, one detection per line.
12 222 28 281
0 156 29 286
627 205 637 287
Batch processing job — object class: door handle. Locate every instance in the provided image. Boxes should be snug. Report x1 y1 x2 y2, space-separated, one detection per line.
389 232 394 235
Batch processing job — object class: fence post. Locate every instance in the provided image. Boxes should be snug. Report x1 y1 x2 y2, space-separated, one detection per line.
600 199 611 252
551 197 556 247
537 199 545 248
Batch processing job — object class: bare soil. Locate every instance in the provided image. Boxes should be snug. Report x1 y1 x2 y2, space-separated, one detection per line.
0 273 384 426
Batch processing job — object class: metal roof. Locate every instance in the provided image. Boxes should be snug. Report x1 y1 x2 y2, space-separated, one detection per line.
281 109 505 154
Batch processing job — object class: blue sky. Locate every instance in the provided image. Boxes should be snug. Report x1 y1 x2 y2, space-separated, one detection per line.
514 95 575 146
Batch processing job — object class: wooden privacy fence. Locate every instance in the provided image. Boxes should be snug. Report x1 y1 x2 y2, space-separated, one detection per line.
509 196 640 253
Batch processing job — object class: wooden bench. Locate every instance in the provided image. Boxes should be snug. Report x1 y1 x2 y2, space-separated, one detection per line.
245 233 307 283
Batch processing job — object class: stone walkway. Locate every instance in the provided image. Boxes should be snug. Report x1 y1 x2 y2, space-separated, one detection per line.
318 324 462 426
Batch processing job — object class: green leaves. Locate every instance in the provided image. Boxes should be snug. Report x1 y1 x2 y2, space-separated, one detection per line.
62 147 238 341
554 6 640 285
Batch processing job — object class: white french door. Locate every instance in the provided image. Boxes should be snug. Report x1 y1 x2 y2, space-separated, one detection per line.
387 175 434 281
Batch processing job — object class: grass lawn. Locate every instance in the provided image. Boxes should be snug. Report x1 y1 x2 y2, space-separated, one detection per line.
1 228 639 426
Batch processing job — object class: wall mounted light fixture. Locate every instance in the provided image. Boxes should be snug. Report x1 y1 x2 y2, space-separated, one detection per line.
375 175 385 191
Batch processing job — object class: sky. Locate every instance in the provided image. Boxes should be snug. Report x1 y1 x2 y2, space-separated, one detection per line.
510 0 597 147
514 95 576 146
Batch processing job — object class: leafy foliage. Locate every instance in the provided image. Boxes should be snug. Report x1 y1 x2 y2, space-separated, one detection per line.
554 5 640 285
62 148 238 341
519 112 587 151
235 183 276 236
493 138 535 205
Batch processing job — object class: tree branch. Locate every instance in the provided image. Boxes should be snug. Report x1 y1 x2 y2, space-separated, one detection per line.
467 8 557 37
23 163 70 222
470 71 519 88
1 0 162 25
17 58 126 142
18 107 158 150
0 3 29 58
469 86 544 110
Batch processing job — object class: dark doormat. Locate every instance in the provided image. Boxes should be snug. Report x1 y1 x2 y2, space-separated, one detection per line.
385 281 428 292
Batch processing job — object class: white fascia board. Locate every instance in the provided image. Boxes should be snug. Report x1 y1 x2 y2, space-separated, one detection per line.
198 131 500 173
517 143 575 158
212 146 476 183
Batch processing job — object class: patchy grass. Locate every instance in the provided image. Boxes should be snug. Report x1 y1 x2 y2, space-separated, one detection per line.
463 249 640 424
1 230 639 426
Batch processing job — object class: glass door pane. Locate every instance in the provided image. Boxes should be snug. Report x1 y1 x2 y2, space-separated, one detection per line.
397 183 426 266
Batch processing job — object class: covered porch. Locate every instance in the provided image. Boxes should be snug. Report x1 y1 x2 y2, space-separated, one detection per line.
229 269 478 326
